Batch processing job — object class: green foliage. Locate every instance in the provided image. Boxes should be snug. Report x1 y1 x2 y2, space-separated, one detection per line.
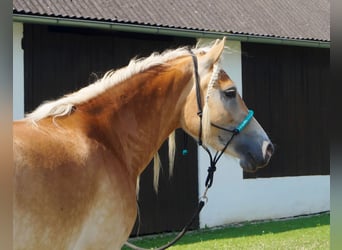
123 213 330 250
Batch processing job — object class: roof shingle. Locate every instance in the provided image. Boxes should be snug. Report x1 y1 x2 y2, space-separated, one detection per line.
13 0 330 41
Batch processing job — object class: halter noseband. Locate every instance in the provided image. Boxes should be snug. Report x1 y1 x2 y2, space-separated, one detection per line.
188 49 254 188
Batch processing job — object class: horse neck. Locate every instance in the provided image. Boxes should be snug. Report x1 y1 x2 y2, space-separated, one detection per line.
79 58 193 176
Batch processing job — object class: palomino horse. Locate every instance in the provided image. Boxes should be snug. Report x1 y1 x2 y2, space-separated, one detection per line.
13 38 273 250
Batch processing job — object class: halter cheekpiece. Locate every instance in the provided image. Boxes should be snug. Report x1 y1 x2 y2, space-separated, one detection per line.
188 49 254 189
125 48 254 250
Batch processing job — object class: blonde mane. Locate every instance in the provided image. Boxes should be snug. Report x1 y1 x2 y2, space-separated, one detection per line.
25 43 221 193
25 47 196 123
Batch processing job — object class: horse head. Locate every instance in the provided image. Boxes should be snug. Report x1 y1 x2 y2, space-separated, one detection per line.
181 38 274 173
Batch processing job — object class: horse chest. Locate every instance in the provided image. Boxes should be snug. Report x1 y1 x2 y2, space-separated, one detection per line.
14 155 137 250
70 175 137 250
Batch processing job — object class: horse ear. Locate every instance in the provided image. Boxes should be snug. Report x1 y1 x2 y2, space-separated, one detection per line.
199 37 226 72
205 37 226 65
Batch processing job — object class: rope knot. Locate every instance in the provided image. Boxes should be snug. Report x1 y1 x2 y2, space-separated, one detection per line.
205 163 217 188
207 165 216 173
233 128 240 135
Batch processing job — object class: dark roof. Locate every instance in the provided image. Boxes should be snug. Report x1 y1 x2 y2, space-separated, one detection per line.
13 0 330 42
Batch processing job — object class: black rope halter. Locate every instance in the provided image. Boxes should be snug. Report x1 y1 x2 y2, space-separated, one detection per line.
125 48 254 250
188 49 254 189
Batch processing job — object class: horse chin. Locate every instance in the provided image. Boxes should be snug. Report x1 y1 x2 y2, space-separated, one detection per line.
239 157 268 173
239 159 258 173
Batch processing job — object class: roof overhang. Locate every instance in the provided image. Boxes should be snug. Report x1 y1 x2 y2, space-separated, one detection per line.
13 14 330 49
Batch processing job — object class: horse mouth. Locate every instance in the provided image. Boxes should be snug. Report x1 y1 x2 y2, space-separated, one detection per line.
218 135 272 173
239 152 268 173
240 159 257 173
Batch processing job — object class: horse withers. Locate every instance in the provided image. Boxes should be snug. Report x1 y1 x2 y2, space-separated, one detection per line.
13 38 273 250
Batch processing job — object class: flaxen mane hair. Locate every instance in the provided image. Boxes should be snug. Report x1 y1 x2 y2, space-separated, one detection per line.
25 42 223 193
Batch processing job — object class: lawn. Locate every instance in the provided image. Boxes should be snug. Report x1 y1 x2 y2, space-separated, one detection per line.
123 213 330 250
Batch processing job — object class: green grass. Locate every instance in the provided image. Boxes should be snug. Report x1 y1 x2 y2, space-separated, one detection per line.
123 213 330 250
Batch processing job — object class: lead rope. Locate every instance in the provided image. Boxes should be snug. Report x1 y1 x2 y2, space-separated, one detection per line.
124 50 214 250
124 165 214 250
124 199 205 250
124 48 252 250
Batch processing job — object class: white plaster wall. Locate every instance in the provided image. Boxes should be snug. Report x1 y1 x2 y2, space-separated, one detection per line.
196 38 330 228
13 22 24 120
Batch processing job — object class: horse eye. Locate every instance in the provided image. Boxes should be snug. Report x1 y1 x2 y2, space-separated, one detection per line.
223 88 236 98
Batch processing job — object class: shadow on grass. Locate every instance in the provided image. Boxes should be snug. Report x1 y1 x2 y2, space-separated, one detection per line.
123 212 330 249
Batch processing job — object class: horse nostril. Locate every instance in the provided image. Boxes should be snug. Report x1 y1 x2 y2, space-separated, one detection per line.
265 142 274 161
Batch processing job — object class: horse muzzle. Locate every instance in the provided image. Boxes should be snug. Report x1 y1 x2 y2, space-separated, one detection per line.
238 140 274 173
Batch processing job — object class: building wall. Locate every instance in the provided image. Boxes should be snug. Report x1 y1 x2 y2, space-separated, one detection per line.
13 22 24 120
197 39 330 228
242 43 329 179
12 26 330 230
